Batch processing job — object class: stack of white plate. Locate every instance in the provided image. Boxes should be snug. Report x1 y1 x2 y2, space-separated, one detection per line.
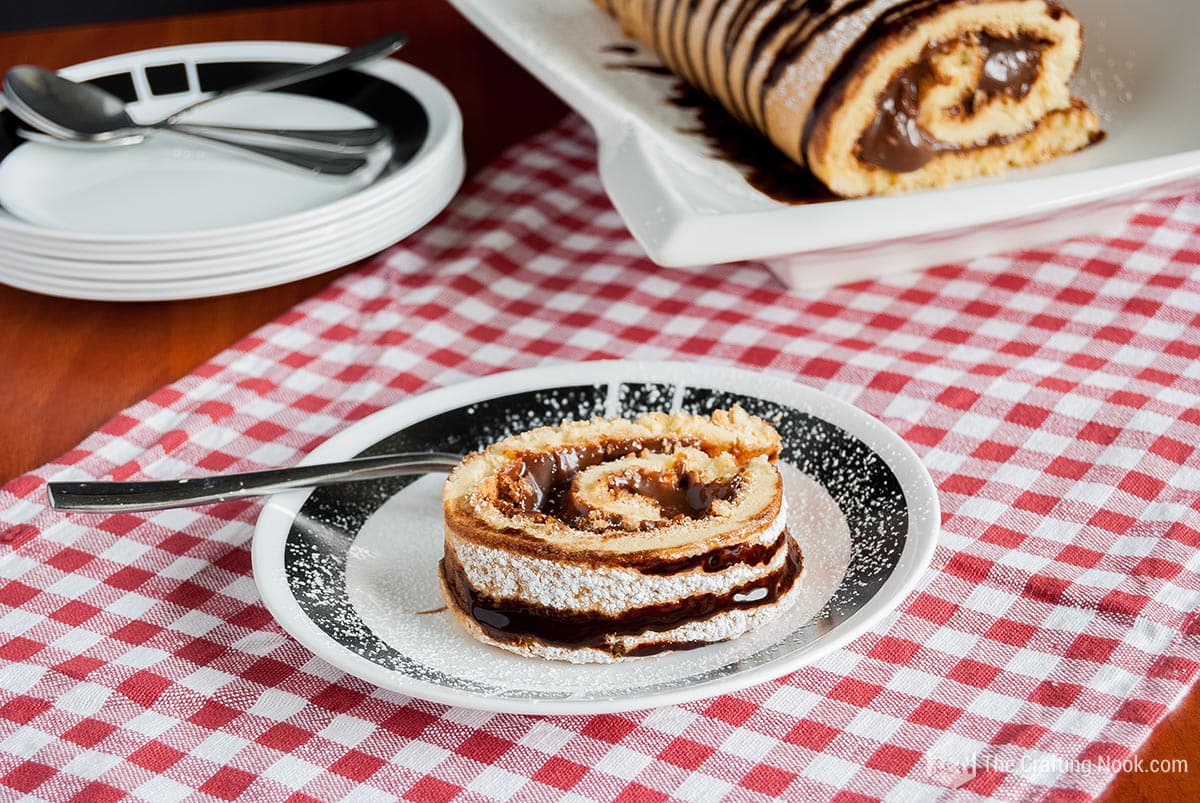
0 41 464 301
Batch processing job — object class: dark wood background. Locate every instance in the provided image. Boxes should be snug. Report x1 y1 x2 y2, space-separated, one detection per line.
0 2 1192 800
0 1 296 32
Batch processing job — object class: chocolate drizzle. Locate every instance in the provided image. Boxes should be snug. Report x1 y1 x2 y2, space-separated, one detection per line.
744 1 829 130
440 537 803 656
606 51 836 204
762 0 861 98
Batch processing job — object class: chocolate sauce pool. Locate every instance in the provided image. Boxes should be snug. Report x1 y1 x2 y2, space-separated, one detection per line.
667 78 839 203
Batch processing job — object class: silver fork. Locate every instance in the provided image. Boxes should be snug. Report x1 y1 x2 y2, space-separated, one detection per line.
47 451 462 513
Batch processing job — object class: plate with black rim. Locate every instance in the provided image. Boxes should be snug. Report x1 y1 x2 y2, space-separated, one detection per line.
0 41 463 301
252 361 939 714
0 40 459 247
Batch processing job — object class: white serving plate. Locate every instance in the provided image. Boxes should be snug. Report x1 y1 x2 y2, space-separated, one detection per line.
251 361 940 714
449 0 1200 288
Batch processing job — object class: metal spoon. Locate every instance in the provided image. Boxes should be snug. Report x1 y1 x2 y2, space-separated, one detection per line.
3 33 406 173
10 124 375 174
155 122 390 152
2 70 372 175
47 451 462 513
4 32 404 147
15 122 388 155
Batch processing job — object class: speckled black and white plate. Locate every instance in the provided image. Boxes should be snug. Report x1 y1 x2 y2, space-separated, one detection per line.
252 361 939 714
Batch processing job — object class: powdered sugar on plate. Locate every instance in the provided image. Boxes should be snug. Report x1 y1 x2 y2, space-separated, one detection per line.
343 462 851 697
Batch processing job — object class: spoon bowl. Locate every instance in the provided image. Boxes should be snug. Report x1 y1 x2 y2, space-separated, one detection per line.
4 65 140 143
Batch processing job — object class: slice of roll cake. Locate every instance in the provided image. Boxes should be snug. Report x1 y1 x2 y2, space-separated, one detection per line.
440 407 804 662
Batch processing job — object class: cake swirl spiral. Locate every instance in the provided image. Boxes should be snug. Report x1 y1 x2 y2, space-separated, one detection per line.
439 407 805 662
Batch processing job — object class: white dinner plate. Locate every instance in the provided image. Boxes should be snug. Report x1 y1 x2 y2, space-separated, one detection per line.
449 0 1200 288
0 119 455 262
0 41 465 300
252 361 940 714
0 164 459 301
0 93 387 235
0 149 463 283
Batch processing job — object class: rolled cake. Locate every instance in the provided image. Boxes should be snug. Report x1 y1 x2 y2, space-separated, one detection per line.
597 0 1101 197
439 407 804 662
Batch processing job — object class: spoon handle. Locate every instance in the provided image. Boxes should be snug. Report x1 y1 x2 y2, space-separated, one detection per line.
154 126 369 175
162 33 408 123
47 451 462 513
173 122 391 150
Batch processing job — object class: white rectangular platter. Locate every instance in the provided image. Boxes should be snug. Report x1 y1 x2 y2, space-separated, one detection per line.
450 0 1200 288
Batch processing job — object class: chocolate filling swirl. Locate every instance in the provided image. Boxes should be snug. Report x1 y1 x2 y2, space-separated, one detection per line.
494 437 745 532
857 31 1050 172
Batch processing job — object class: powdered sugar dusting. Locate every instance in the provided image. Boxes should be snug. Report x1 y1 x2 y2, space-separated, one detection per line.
778 462 853 630
343 460 851 692
452 504 788 614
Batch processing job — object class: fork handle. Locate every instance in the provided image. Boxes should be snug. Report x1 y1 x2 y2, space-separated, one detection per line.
151 125 369 174
47 451 462 513
171 122 391 152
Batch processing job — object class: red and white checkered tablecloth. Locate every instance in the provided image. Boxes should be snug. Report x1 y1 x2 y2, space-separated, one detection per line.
2 115 1199 802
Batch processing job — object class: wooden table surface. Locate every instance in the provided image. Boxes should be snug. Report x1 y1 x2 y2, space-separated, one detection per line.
0 2 1191 799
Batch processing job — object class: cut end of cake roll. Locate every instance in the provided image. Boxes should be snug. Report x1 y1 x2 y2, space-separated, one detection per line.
439 407 805 662
807 0 1102 196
